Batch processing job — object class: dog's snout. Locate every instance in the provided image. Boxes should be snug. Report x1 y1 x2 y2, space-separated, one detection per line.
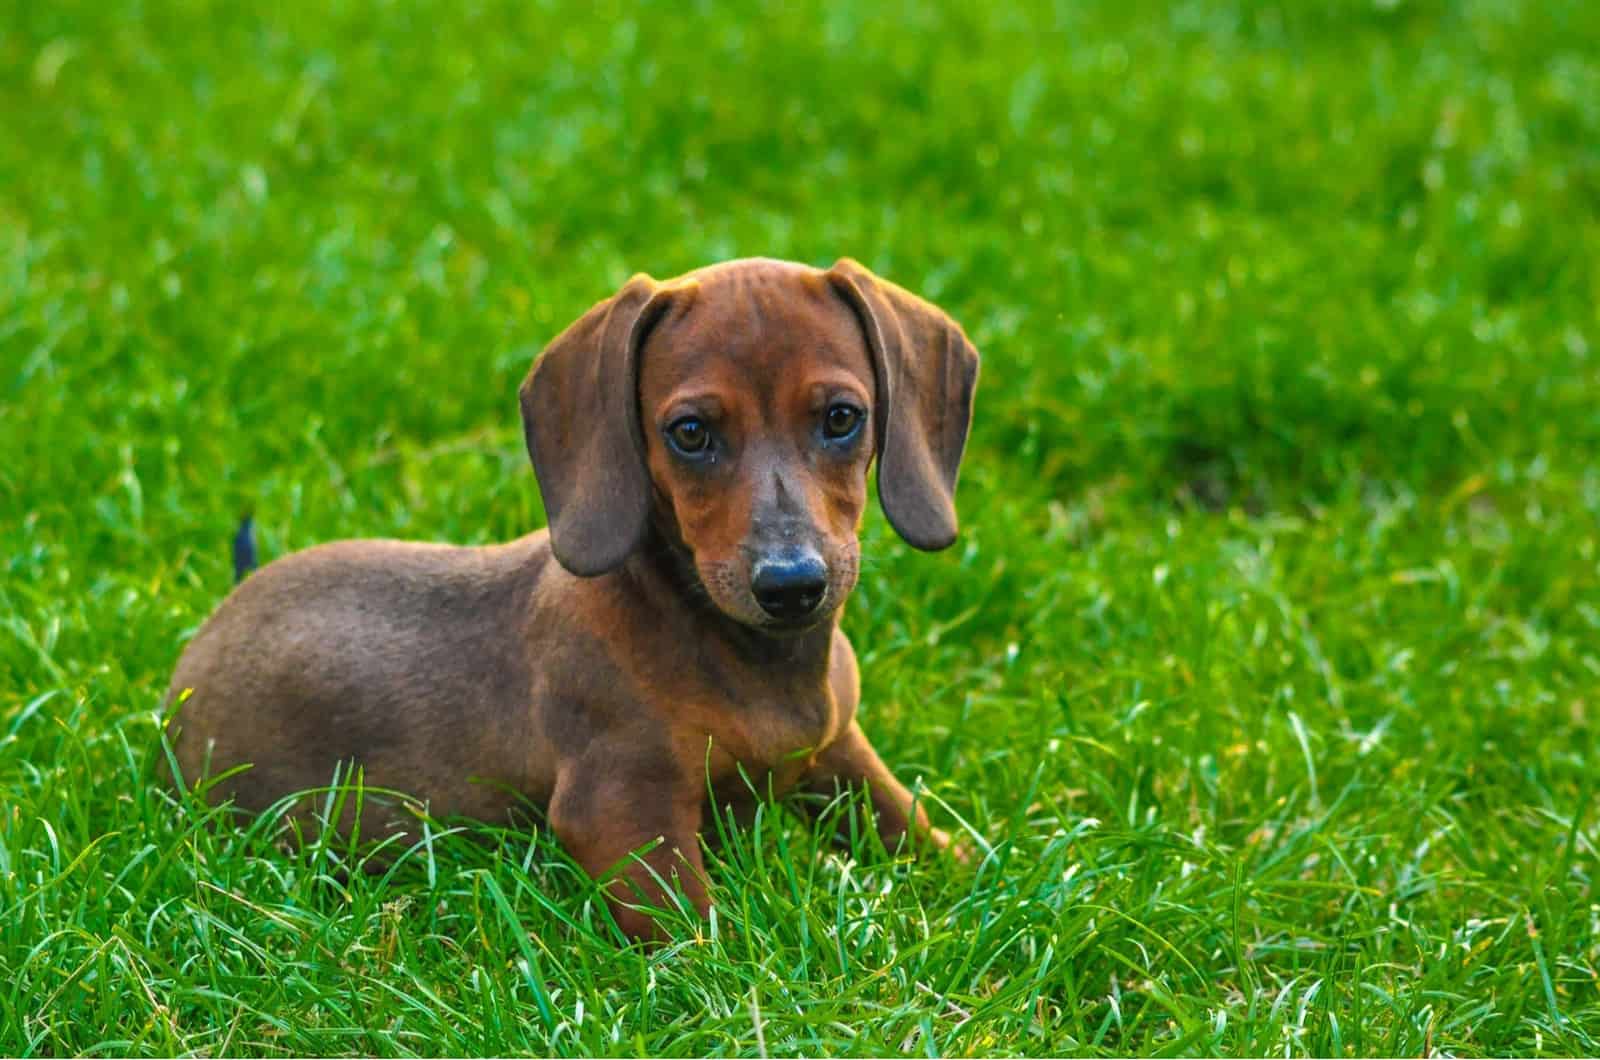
751 553 828 622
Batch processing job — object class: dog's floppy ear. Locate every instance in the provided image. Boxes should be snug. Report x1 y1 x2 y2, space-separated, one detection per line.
827 258 980 551
520 274 674 576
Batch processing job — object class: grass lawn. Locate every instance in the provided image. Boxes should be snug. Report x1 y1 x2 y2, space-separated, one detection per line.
3 0 1598 1054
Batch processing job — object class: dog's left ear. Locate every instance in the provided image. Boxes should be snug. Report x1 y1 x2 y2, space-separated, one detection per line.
827 258 980 551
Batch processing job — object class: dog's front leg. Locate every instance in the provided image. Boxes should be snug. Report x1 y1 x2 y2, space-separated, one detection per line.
798 721 952 856
549 757 708 942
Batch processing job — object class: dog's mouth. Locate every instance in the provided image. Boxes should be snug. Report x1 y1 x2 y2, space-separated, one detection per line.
750 592 835 635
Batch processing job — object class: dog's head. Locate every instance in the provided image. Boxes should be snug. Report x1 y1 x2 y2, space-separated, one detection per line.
521 257 979 632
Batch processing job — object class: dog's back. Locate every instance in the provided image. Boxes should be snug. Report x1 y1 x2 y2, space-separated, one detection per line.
168 534 554 828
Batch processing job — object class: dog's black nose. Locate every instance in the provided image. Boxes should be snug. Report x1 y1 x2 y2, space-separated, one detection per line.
752 555 828 622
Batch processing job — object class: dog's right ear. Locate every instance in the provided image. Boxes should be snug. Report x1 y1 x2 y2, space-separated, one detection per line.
520 274 673 576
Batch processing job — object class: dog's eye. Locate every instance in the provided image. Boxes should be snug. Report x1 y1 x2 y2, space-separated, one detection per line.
666 417 712 456
822 404 863 441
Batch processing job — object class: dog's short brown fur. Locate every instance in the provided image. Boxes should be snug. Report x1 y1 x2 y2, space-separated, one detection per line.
168 257 979 939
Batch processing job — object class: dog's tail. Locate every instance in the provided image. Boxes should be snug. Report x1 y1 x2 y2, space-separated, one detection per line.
232 514 258 583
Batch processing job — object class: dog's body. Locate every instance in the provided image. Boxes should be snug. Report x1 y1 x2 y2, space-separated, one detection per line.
168 258 978 939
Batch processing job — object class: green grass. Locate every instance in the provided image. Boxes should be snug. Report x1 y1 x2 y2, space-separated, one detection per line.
2 0 1598 1054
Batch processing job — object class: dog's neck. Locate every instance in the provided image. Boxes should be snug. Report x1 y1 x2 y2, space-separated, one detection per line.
623 525 838 673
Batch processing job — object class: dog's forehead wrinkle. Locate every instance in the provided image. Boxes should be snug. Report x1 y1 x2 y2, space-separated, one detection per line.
646 327 864 413
663 263 853 346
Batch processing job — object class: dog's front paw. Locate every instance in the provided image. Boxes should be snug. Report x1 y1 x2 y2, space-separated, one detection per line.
910 825 973 865
926 826 977 865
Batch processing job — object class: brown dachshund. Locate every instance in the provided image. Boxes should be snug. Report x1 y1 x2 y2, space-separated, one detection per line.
167 257 980 940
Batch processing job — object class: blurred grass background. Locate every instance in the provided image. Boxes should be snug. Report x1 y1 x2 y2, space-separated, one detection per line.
2 0 1597 1055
